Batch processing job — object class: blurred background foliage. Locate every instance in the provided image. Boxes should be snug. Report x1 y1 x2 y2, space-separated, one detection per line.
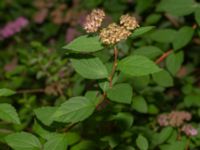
0 0 200 149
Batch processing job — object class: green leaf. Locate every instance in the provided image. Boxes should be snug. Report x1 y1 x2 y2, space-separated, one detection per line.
0 88 16 97
131 26 155 38
156 127 173 145
112 112 134 129
71 140 95 150
65 132 81 145
152 70 173 87
63 35 103 53
0 103 20 124
32 121 52 140
157 0 197 16
172 26 194 50
85 90 100 106
149 29 177 43
71 57 108 79
5 132 42 150
107 83 133 104
184 94 200 107
44 134 68 150
136 134 149 150
133 46 163 59
118 55 161 76
132 96 148 113
53 96 95 123
160 140 186 150
101 136 119 148
166 52 184 76
34 106 57 126
195 7 200 26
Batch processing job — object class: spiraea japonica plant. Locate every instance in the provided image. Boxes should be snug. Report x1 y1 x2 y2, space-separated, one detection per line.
1 6 200 150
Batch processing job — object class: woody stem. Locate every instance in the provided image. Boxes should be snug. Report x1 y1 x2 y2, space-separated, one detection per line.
109 46 118 87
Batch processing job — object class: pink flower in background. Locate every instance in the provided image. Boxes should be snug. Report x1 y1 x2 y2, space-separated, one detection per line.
181 124 198 137
0 16 29 40
65 27 79 43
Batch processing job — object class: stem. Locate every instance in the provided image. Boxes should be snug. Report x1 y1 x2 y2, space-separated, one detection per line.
62 122 79 132
185 138 190 150
16 88 44 94
155 49 172 64
109 46 118 87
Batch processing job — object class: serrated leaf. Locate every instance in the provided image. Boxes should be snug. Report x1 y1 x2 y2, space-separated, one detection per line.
149 29 177 43
5 132 41 150
118 55 161 76
172 26 194 50
0 88 16 97
131 26 155 38
63 35 103 53
0 103 20 124
152 70 173 87
157 0 197 16
71 57 108 79
133 46 163 59
53 96 95 123
136 134 149 150
34 106 57 126
107 83 133 104
44 134 68 150
132 96 148 113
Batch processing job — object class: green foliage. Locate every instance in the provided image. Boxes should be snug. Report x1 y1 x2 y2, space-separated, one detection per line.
131 26 155 38
132 96 148 113
63 35 103 53
5 132 42 150
152 70 173 87
118 55 161 76
43 133 68 150
71 57 108 79
0 88 16 97
157 0 197 16
107 83 133 104
172 26 194 50
136 134 149 150
53 97 95 123
149 29 177 43
166 52 184 76
0 104 20 124
1 0 200 149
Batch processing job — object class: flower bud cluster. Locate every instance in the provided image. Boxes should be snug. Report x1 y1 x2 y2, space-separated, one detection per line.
83 9 139 45
83 9 105 33
157 111 198 137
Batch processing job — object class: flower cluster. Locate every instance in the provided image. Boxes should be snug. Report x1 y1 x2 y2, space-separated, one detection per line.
99 23 131 45
157 111 198 137
120 14 139 30
83 9 139 45
83 9 105 33
0 17 29 40
157 111 191 127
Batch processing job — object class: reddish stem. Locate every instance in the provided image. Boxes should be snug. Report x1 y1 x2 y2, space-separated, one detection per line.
155 49 173 64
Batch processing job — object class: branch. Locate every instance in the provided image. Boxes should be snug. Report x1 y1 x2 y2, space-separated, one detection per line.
108 46 118 87
16 88 44 94
155 49 173 64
